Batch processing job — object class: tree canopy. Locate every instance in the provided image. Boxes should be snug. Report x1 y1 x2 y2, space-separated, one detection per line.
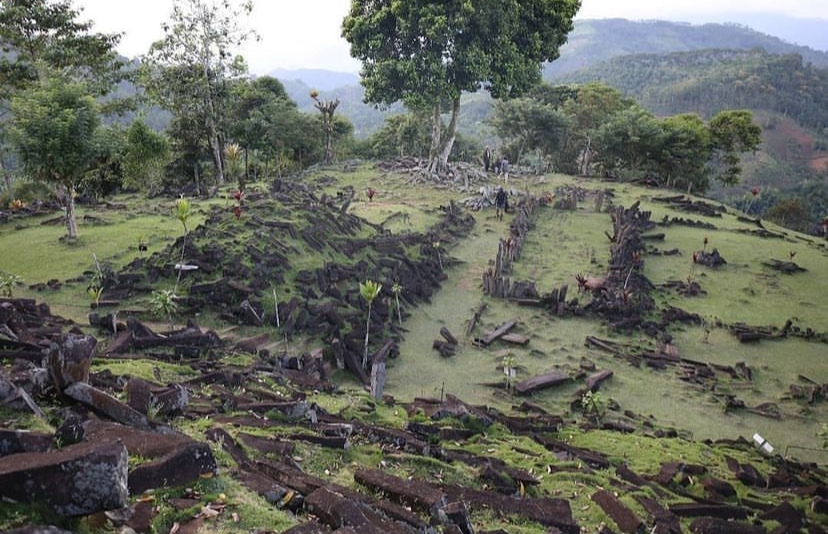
342 0 581 174
10 78 100 239
0 0 122 98
141 0 257 186
490 82 761 194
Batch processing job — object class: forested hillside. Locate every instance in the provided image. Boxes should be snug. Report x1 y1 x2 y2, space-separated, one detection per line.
558 49 828 133
544 18 828 79
275 19 828 140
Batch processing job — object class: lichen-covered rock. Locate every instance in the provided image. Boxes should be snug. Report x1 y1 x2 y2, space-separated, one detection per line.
82 419 217 495
0 439 128 516
47 333 97 391
64 382 158 432
0 429 52 456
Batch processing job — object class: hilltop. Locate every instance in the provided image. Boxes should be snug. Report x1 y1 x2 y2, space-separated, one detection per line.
1 162 827 533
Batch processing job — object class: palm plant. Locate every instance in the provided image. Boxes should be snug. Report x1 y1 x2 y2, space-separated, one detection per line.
359 279 382 368
391 282 403 325
0 272 22 297
502 354 517 391
149 289 179 331
174 196 192 289
225 142 244 190
580 390 606 424
432 240 443 270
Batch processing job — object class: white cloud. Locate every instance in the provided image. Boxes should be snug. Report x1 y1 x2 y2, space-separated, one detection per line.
76 0 358 74
75 0 827 74
577 0 828 20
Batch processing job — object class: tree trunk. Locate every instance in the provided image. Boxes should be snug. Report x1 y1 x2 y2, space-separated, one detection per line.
65 184 78 240
427 104 442 171
202 61 225 185
208 114 224 185
579 135 593 176
428 97 461 176
0 151 13 194
324 124 334 164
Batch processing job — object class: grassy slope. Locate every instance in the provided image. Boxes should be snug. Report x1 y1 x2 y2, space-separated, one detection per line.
1 165 827 533
381 173 828 456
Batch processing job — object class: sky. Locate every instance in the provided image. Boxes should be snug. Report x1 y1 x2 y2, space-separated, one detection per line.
75 0 828 76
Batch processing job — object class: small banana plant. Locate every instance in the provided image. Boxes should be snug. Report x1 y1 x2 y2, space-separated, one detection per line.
359 279 382 368
391 282 403 326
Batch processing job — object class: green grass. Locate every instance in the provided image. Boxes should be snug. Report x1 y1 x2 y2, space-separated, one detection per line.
2 165 828 533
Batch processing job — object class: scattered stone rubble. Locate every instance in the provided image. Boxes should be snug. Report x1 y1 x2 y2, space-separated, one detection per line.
2 297 828 533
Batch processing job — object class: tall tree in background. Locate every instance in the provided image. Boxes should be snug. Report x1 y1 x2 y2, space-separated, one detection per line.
342 0 580 176
708 109 762 186
10 78 99 240
0 0 121 97
0 0 121 194
310 90 340 165
142 0 257 186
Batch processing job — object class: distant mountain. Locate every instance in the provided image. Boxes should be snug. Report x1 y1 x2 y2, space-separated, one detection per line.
544 19 828 80
269 68 359 92
679 12 828 53
268 18 828 143
277 76 400 139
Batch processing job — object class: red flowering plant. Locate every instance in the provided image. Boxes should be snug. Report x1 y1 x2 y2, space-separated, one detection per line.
744 186 761 215
232 189 244 219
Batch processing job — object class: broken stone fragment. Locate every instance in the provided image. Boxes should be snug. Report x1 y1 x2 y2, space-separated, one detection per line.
0 439 128 516
0 429 53 456
47 333 97 392
65 381 158 432
83 419 218 495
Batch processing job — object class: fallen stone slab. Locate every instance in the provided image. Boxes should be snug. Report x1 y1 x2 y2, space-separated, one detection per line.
2 526 77 534
281 522 333 534
46 333 97 392
304 487 412 534
669 503 749 520
591 489 644 533
236 431 295 457
635 495 682 534
236 469 304 512
688 517 766 533
83 419 217 495
438 500 474 534
354 467 445 514
64 382 165 433
444 485 579 534
205 427 250 466
477 319 518 346
584 369 614 392
534 435 610 469
500 333 530 345
616 463 648 487
758 500 805 532
0 429 52 456
253 459 427 531
0 439 128 516
514 370 571 395
701 476 737 500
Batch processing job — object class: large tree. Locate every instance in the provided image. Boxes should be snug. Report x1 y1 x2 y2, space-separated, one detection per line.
142 0 256 186
10 78 99 240
342 0 580 175
489 97 569 173
708 109 762 186
0 0 121 97
0 0 121 194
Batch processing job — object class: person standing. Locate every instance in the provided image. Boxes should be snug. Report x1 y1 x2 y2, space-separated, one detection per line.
495 186 507 221
483 146 492 172
500 157 510 184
